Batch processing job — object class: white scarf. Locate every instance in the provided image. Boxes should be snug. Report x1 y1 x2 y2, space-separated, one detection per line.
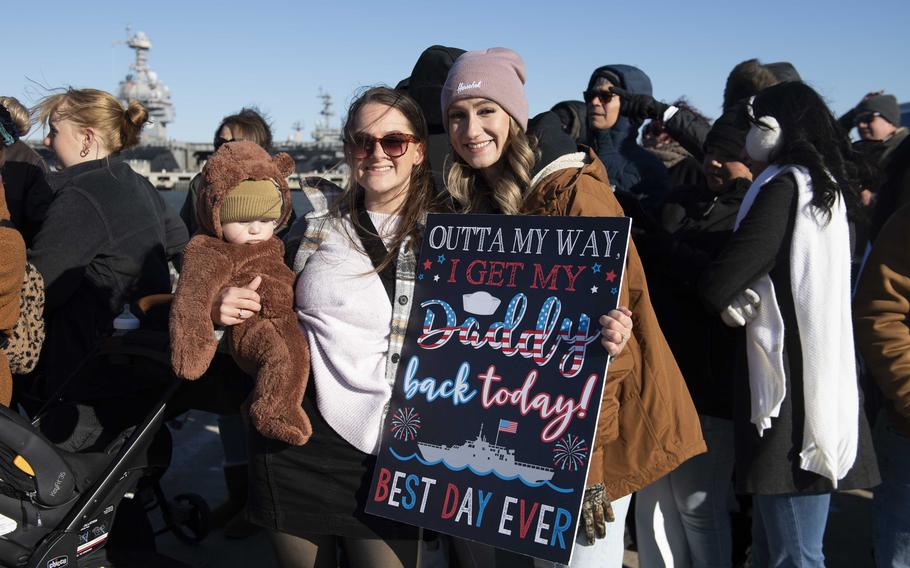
735 164 858 486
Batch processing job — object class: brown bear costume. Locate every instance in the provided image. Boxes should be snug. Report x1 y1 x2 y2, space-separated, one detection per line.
170 141 312 445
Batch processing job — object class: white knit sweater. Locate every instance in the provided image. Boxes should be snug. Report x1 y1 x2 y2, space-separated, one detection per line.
295 211 399 454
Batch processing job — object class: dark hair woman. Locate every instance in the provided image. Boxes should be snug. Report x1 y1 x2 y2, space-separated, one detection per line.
180 107 290 235
699 81 880 566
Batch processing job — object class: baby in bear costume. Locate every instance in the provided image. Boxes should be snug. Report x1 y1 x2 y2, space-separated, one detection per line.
170 141 311 445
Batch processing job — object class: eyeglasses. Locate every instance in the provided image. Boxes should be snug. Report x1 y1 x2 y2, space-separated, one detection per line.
583 90 615 105
854 112 881 126
345 133 419 159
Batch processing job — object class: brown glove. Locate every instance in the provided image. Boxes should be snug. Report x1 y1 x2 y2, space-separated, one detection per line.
581 483 615 544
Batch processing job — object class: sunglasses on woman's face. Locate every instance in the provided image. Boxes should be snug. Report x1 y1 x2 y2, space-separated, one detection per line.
214 136 234 150
345 133 418 159
583 90 615 105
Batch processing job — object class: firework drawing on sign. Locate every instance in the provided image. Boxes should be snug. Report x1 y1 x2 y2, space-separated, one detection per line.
391 407 422 441
553 434 589 471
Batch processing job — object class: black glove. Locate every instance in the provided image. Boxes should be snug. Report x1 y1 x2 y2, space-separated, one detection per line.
581 483 615 544
610 86 669 121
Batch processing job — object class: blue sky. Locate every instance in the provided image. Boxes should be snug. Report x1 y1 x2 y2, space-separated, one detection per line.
6 0 908 143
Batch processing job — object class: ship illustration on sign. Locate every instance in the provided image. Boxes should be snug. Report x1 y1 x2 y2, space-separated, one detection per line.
417 423 554 483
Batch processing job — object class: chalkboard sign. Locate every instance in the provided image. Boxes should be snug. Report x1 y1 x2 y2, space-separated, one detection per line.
366 213 631 564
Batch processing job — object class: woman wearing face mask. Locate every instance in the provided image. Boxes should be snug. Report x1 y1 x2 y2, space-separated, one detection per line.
699 81 880 567
441 47 705 567
27 88 187 401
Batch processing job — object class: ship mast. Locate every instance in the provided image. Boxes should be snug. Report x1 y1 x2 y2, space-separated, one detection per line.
116 27 174 145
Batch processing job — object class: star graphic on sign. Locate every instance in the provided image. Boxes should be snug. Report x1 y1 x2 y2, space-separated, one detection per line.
436 254 446 264
605 270 617 282
590 285 599 294
422 259 432 270
433 274 440 282
418 273 425 280
611 287 618 295
592 263 602 273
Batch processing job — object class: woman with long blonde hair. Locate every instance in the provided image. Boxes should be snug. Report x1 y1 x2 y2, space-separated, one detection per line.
441 48 704 567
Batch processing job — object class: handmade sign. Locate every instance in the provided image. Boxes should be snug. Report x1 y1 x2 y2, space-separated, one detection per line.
366 213 631 563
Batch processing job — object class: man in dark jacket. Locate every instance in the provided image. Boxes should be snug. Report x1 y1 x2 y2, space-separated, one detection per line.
584 64 671 212
633 111 754 567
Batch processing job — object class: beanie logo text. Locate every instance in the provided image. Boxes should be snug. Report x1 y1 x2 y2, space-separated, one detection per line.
456 81 482 94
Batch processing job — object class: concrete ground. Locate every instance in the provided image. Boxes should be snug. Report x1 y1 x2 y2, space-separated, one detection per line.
153 411 876 567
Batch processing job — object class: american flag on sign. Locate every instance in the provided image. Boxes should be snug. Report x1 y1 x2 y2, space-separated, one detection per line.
498 419 518 434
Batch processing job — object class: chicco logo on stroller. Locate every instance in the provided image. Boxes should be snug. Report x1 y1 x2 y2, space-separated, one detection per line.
47 556 69 568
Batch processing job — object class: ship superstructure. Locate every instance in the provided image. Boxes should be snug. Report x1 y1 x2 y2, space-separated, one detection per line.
417 424 554 483
117 29 174 146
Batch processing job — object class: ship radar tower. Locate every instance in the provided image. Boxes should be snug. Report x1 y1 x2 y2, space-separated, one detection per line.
117 28 174 146
311 88 342 147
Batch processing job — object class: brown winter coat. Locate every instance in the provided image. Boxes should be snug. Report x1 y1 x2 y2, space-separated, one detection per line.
522 149 705 497
1 179 26 406
170 142 312 445
855 203 910 438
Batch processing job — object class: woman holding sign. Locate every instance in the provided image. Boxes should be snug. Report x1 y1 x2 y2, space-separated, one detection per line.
441 48 706 567
210 84 638 567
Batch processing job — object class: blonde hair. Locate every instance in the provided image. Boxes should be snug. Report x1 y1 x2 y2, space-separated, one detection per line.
446 119 537 214
0 96 31 136
34 88 149 153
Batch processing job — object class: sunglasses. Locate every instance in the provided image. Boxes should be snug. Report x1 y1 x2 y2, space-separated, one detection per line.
345 133 419 159
854 112 881 126
583 90 615 105
214 136 234 150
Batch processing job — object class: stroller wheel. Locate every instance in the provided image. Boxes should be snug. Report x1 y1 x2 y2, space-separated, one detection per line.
169 493 212 545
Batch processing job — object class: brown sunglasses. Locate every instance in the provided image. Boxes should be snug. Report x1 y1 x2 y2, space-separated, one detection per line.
345 133 419 158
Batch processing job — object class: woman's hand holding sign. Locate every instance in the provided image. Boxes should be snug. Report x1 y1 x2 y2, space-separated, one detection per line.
599 307 633 357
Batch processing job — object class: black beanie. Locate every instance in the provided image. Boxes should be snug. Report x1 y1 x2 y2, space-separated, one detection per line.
856 94 901 127
704 105 749 160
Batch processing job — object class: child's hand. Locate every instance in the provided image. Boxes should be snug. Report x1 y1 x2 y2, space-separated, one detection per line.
212 276 262 326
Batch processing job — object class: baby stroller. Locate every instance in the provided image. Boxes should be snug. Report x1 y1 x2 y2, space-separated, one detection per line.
0 296 210 568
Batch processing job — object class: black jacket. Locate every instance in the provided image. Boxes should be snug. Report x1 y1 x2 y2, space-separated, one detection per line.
1 141 54 247
28 157 188 396
640 178 751 419
699 173 879 494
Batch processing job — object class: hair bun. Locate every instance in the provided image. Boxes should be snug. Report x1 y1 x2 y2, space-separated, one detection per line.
125 101 149 127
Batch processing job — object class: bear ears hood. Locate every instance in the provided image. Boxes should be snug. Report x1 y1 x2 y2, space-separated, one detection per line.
196 141 295 239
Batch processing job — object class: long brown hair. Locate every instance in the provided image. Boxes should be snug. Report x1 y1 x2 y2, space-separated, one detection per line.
337 86 441 272
446 118 537 214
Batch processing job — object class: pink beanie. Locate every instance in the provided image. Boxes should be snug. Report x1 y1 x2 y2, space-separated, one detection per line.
441 47 528 131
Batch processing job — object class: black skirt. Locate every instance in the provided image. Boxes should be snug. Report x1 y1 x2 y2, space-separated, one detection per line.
246 380 418 540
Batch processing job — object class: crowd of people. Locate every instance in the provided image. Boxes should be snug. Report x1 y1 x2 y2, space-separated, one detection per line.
1 45 908 568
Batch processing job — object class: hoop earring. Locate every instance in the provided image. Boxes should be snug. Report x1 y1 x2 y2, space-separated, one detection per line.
80 147 90 158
